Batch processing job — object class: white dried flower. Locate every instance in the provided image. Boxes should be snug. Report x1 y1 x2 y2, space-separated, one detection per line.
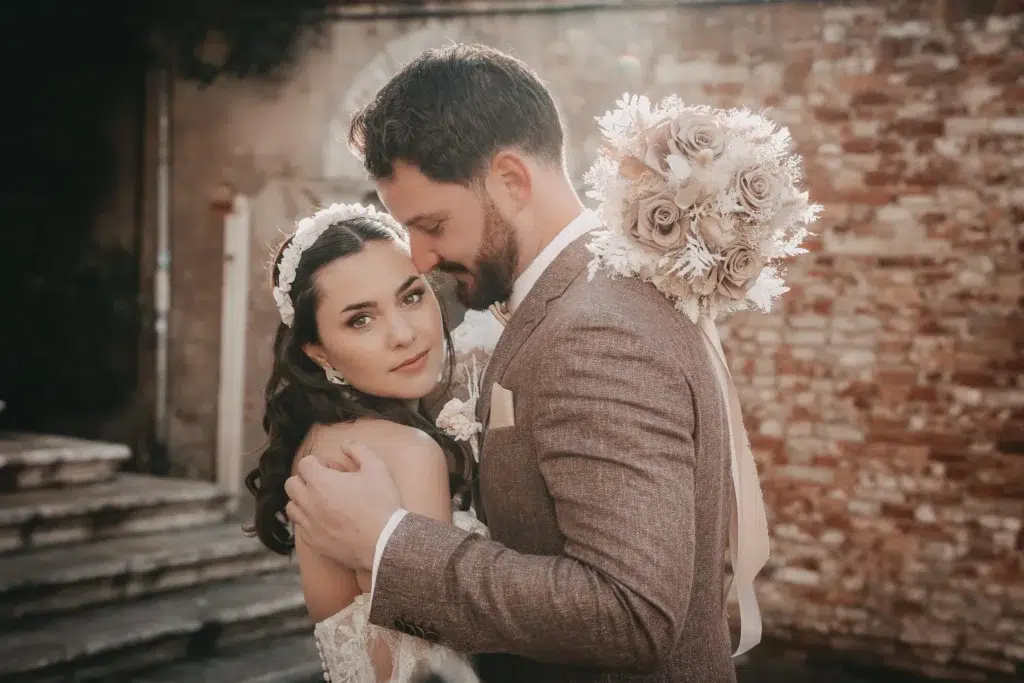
273 203 406 327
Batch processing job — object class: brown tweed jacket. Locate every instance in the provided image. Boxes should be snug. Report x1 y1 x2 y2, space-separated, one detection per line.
370 234 736 683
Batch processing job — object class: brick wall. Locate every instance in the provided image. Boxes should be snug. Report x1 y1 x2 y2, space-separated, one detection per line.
158 1 1023 678
712 3 1023 680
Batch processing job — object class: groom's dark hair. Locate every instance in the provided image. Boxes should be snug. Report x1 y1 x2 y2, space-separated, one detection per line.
348 43 565 183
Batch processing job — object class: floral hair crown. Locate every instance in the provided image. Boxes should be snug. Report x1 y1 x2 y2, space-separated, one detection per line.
273 202 406 327
584 94 821 323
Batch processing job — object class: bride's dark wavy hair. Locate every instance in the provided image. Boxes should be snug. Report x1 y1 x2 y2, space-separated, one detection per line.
244 215 471 555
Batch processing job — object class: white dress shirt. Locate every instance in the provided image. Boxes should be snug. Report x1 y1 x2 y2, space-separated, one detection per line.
369 209 600 602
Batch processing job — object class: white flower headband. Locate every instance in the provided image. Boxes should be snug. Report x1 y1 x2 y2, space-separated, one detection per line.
273 202 406 327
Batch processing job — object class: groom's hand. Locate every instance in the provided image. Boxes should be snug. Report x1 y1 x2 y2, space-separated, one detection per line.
284 442 401 571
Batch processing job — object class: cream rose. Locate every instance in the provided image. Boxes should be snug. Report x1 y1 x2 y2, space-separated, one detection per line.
697 214 738 250
735 165 778 215
632 191 689 252
711 242 765 300
643 137 672 178
669 116 726 162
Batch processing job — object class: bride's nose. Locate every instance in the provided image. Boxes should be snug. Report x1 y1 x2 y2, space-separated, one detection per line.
387 313 416 348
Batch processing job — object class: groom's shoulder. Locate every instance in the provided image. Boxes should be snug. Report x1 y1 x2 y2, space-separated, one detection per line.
557 266 692 337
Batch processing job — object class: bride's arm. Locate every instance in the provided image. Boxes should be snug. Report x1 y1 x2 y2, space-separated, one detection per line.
293 427 362 622
293 420 451 622
295 536 363 623
294 514 362 621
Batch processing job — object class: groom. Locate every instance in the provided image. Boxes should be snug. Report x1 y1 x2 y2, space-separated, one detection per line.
285 44 738 682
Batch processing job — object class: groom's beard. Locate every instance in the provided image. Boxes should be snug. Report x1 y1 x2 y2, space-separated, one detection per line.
438 201 518 310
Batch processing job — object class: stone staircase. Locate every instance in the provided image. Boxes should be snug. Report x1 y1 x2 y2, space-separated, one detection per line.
0 432 324 683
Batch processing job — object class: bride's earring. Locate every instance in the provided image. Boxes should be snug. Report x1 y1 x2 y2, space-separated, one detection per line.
323 363 348 386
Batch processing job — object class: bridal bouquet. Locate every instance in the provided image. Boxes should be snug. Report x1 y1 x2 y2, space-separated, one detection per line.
584 94 821 322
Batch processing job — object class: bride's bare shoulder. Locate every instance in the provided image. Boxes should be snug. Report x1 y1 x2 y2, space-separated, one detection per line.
303 418 451 523
298 418 443 472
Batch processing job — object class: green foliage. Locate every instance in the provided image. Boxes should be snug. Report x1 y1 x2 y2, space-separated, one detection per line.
150 2 339 84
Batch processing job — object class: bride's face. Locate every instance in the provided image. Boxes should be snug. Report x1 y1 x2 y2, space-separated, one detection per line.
303 239 445 400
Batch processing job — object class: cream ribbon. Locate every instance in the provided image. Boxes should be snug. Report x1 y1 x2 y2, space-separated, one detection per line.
698 316 770 657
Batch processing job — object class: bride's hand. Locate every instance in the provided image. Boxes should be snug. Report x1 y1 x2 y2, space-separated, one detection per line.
284 441 401 571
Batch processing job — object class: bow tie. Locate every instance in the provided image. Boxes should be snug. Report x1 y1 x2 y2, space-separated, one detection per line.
488 302 510 327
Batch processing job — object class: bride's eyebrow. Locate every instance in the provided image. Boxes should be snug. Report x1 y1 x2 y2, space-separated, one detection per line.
340 276 420 313
395 275 420 295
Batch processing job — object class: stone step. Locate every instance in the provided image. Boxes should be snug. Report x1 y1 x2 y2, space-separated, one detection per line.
0 432 130 493
0 522 291 621
0 570 309 683
132 633 323 683
0 473 230 553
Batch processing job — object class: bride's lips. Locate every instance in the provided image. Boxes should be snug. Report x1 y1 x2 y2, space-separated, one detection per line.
391 349 430 373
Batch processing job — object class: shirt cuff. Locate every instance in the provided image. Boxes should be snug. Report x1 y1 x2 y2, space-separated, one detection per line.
369 508 409 604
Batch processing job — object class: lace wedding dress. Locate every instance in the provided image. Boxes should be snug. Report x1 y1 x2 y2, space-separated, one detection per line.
312 510 488 682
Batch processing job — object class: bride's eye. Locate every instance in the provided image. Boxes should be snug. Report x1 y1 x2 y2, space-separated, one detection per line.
348 314 371 329
402 288 425 306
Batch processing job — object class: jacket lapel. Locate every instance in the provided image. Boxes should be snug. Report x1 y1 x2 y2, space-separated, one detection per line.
475 233 595 431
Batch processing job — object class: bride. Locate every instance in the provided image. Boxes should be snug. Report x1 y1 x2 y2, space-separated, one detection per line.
244 202 489 682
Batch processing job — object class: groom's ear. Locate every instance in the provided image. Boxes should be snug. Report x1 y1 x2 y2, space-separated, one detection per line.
486 150 532 210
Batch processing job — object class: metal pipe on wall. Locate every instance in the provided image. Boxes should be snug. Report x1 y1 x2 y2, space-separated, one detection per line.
151 63 172 475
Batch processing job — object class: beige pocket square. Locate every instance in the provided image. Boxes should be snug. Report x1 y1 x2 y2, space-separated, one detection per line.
488 383 515 429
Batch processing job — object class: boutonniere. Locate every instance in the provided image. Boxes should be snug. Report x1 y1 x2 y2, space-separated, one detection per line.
436 357 484 461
